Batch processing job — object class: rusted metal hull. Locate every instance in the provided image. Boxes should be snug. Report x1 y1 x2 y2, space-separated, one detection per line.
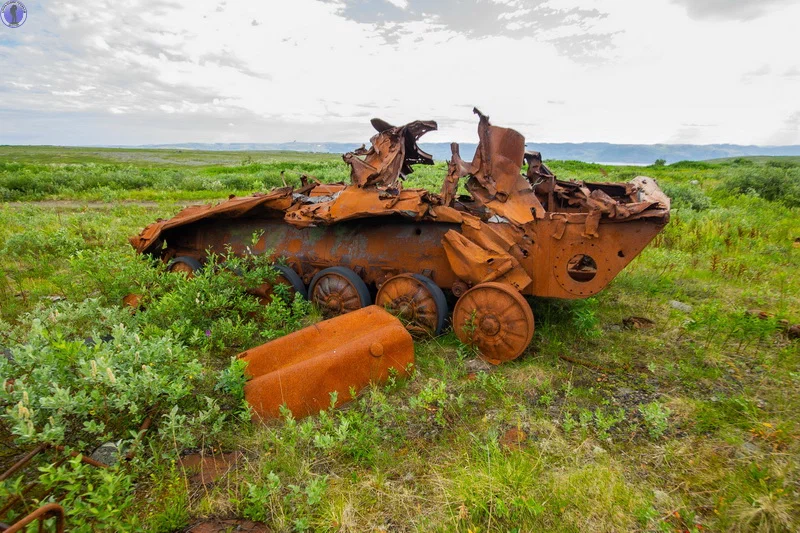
156 214 664 299
527 216 666 299
238 306 414 420
166 217 459 291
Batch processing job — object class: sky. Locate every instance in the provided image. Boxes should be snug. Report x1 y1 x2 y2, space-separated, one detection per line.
0 0 798 146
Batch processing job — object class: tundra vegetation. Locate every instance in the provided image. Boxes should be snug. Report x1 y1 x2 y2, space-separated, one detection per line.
0 147 798 532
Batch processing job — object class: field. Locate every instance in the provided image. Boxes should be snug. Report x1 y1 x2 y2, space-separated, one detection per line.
1 147 799 532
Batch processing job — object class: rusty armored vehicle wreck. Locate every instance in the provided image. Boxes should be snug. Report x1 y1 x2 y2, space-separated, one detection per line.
131 109 670 364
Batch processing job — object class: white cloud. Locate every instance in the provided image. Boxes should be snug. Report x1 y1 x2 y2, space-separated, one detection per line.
0 0 798 146
385 0 409 8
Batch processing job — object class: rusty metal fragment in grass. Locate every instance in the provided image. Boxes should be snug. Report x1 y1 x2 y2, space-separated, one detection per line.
179 451 241 485
499 428 527 450
2 503 65 533
623 316 655 330
239 306 414 420
122 293 142 310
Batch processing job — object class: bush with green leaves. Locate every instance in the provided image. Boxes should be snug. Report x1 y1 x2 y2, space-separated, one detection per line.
39 457 139 533
65 248 315 352
661 182 711 211
0 301 208 449
1 227 85 258
0 299 239 531
66 248 168 307
0 247 318 530
638 401 671 439
720 166 800 207
139 252 313 351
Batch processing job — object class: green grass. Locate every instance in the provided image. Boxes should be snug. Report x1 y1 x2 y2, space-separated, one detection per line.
0 147 799 532
706 155 800 164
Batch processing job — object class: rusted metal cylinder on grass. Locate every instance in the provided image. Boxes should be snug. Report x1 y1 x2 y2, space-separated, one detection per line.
238 305 414 420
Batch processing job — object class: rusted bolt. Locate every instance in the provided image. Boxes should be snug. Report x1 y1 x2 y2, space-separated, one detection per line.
369 342 384 357
452 281 469 298
327 297 343 313
479 315 501 336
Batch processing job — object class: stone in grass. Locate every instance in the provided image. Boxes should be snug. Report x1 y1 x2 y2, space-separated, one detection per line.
669 300 693 313
464 357 494 374
90 442 121 466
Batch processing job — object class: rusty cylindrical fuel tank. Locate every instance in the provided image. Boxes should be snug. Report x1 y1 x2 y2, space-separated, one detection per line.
238 305 414 420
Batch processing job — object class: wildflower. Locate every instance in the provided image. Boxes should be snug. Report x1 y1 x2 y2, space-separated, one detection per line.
106 367 116 384
90 360 98 378
17 402 30 419
205 329 212 338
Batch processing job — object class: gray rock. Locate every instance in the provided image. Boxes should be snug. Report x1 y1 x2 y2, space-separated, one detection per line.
90 442 120 466
464 358 493 373
735 441 760 459
669 300 693 313
653 489 670 505
592 445 607 455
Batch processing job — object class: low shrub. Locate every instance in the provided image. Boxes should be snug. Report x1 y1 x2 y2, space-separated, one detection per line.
661 182 711 211
0 301 208 448
720 166 800 207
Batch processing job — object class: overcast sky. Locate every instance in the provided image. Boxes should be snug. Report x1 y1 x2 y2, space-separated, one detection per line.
1 0 798 146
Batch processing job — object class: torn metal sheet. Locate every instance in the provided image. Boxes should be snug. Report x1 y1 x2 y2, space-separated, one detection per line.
344 119 437 188
239 306 414 420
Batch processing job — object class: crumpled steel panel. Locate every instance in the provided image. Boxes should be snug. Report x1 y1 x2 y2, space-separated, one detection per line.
239 306 414 420
344 119 437 188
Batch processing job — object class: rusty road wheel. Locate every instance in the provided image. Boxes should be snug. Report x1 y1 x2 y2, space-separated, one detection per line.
376 273 448 336
309 266 372 317
167 256 202 277
452 282 534 364
250 265 307 305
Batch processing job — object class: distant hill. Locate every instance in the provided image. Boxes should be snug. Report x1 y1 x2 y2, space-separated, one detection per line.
136 142 800 165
